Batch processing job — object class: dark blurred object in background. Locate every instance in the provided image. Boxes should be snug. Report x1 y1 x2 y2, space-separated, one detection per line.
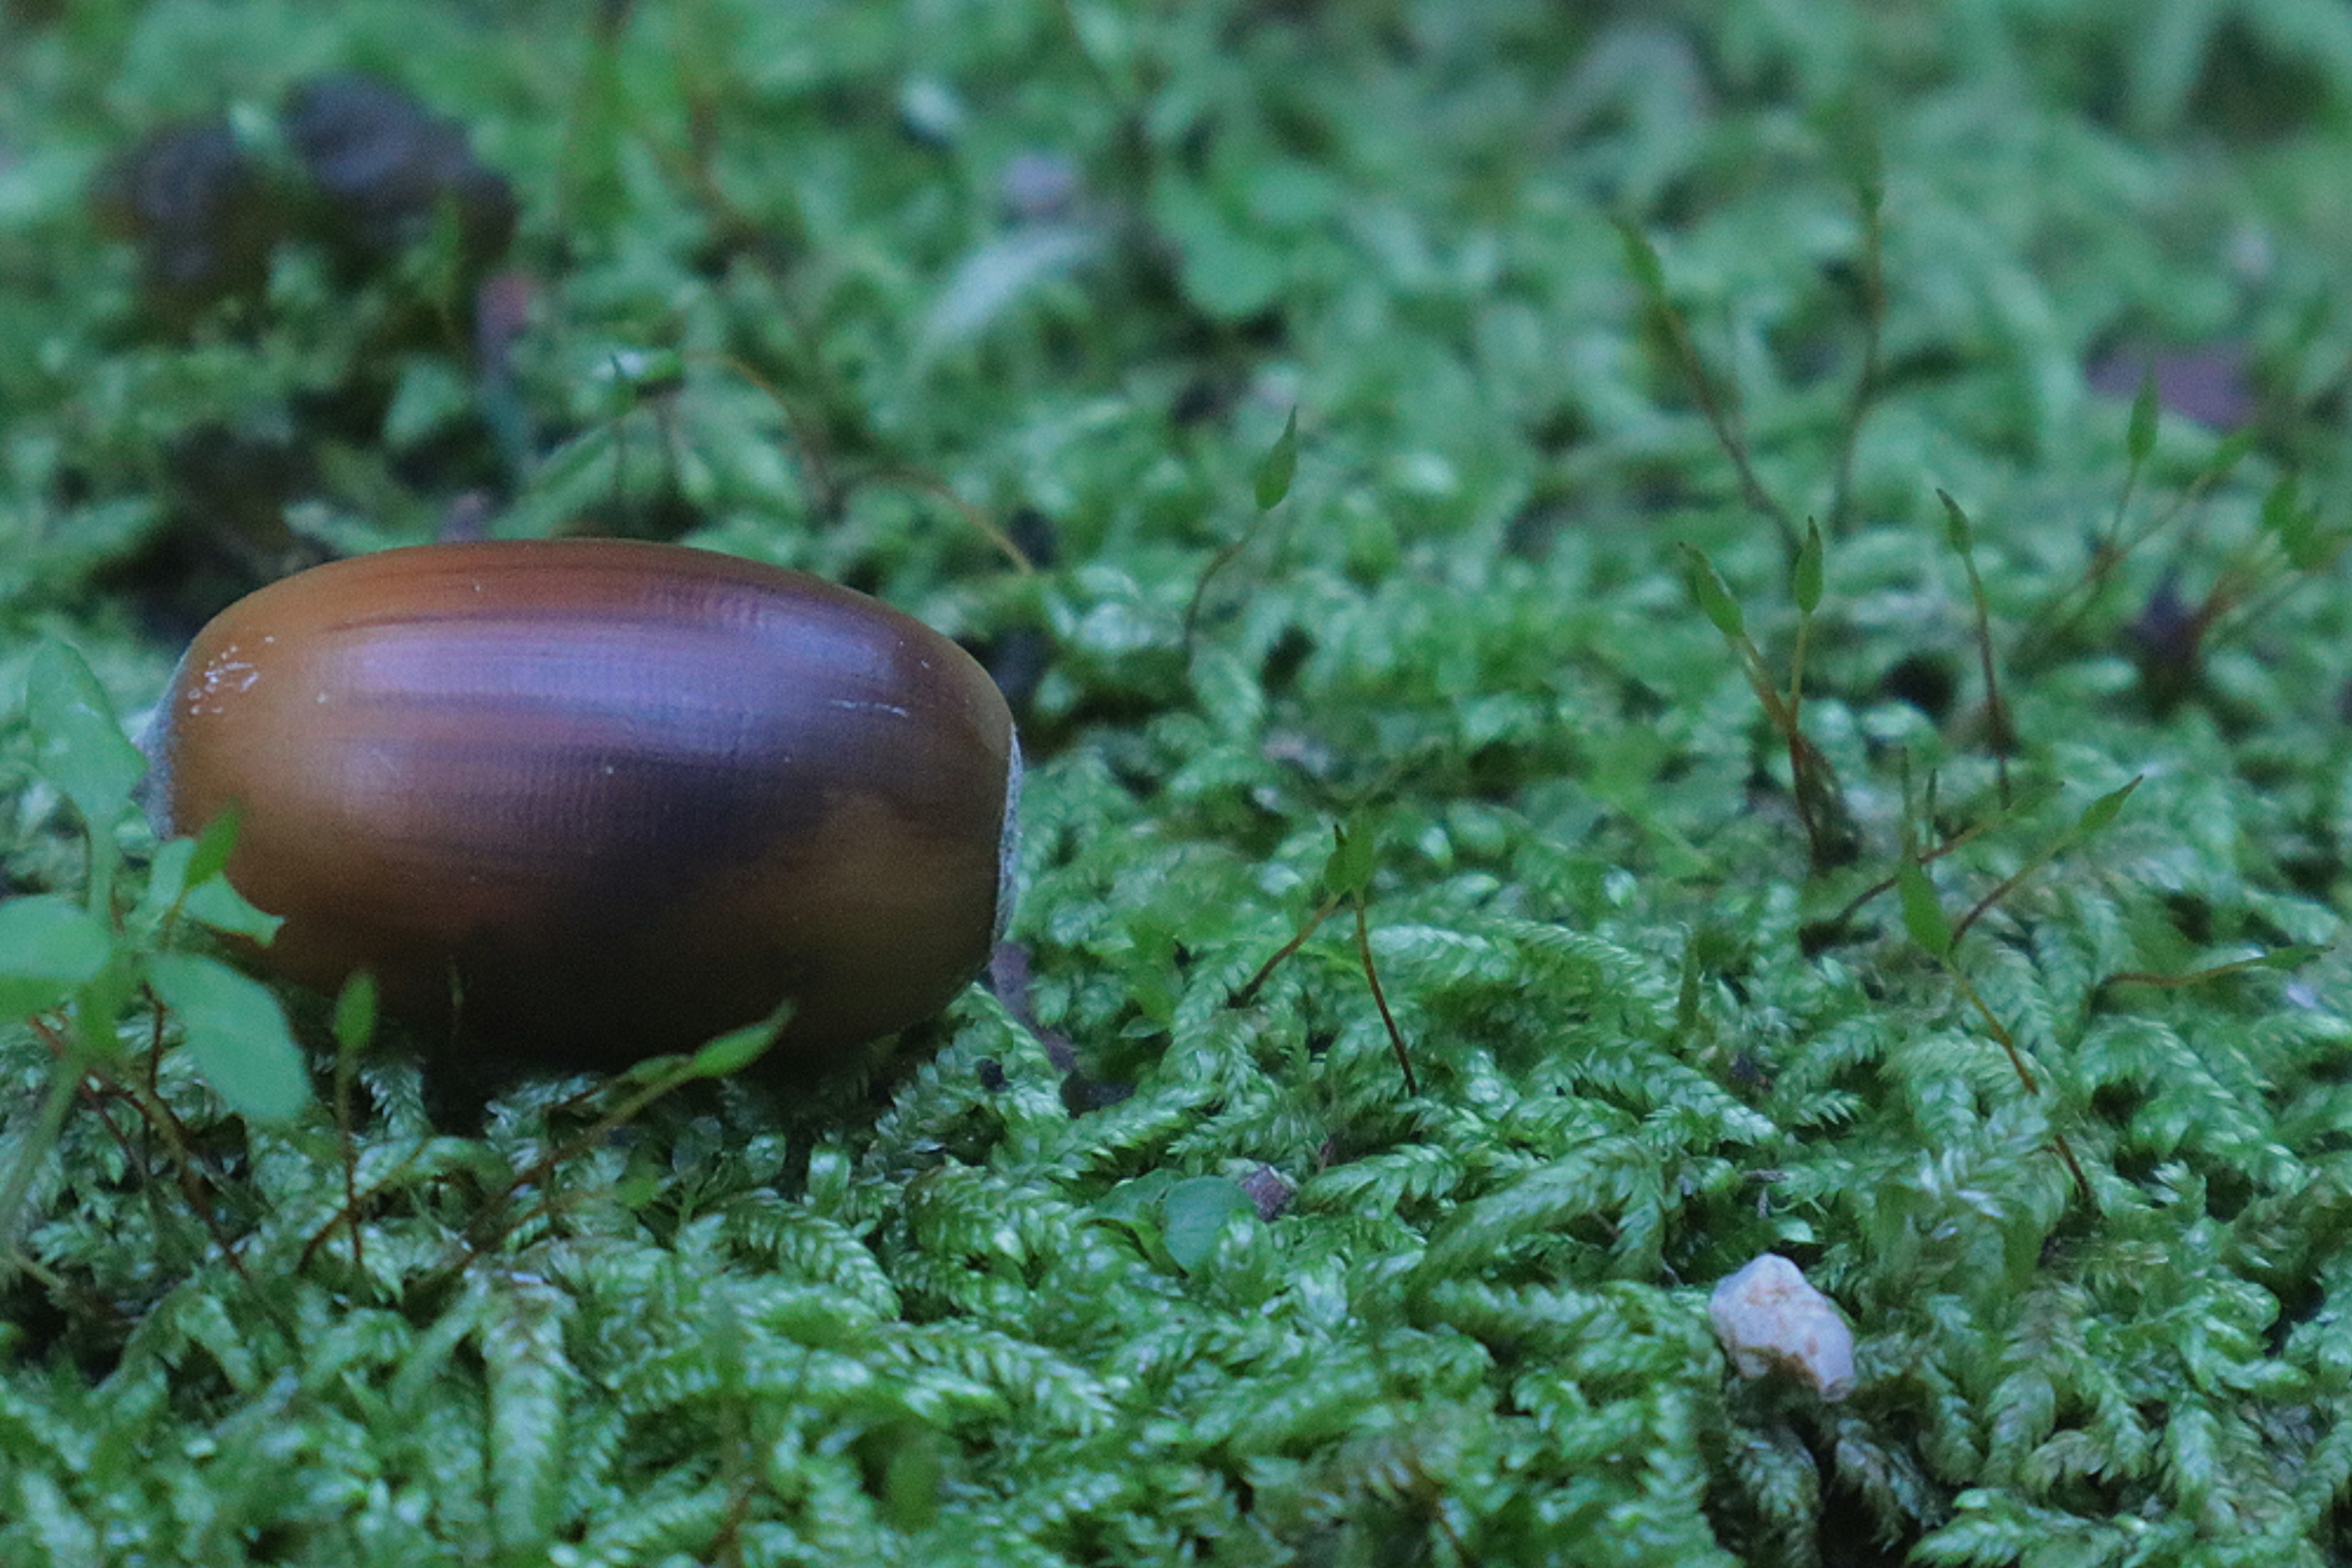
2084 342 2258 432
89 116 284 325
282 74 517 285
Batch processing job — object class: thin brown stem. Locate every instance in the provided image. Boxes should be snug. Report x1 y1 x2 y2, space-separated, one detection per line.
1355 901 1417 1098
1656 307 1800 554
1231 893 1346 1008
1948 969 2092 1205
1815 818 2001 943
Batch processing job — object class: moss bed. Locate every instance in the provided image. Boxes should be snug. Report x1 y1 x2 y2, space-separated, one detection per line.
5 2 2352 1563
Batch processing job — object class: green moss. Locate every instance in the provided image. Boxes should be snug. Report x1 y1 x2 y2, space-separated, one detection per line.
6 0 2352 1562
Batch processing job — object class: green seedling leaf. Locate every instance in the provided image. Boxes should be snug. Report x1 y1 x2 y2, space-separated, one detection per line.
2201 426 2257 485
1613 217 1668 300
1794 519 1825 616
1822 94 1885 206
1090 1171 1182 1272
2073 777 2142 839
1937 489 1974 554
1255 407 1298 511
0 895 115 1018
185 803 243 888
147 952 312 1124
1898 859 1952 960
1094 1169 1177 1229
1678 544 1747 641
132 836 198 930
2127 365 2159 466
181 876 283 944
333 971 378 1055
135 813 271 941
680 1001 793 1082
1324 823 1376 900
1161 1175 1257 1273
26 641 146 831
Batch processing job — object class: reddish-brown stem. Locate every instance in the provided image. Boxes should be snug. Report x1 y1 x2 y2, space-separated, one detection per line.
1355 902 1418 1098
1231 892 1346 1008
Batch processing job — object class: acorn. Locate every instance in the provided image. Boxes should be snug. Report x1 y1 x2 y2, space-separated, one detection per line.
281 74 518 284
89 114 284 323
148 540 1020 1075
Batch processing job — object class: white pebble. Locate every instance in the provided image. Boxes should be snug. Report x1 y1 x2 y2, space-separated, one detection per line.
1708 1254 1856 1401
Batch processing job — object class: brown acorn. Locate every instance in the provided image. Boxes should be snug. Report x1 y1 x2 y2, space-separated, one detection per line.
149 539 1020 1074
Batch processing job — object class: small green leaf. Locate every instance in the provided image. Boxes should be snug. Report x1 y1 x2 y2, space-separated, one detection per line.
2201 426 2257 484
1793 520 1825 616
1255 407 1298 511
185 804 243 888
1613 217 1668 300
1937 489 1975 554
1093 1169 1177 1229
2126 366 2159 464
26 641 146 831
1898 859 1952 960
134 837 198 928
1324 823 1376 900
2073 777 2141 839
2252 945 2324 971
134 815 276 943
1678 544 1747 641
147 953 312 1123
0 895 115 1018
1855 165 1884 221
333 971 378 1055
680 1002 792 1081
182 876 283 944
1161 1175 1257 1273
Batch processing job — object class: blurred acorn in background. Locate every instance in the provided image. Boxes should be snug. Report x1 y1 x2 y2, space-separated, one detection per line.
282 73 516 286
86 76 532 620
91 75 518 324
89 115 284 324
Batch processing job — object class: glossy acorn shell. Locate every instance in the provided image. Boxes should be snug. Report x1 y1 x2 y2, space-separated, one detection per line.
150 540 1019 1074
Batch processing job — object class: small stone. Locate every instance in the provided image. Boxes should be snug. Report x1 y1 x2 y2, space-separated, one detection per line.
1708 1253 1856 1402
1237 1164 1295 1221
1001 151 1082 224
